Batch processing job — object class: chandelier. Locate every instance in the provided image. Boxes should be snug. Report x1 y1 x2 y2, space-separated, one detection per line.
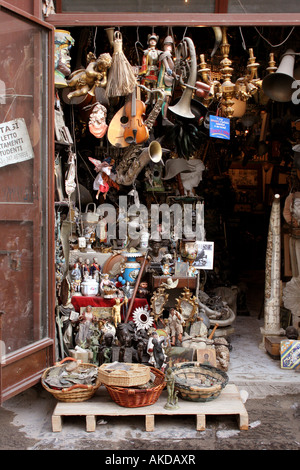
198 27 261 118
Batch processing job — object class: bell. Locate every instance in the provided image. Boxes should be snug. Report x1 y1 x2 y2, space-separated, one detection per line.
262 49 296 102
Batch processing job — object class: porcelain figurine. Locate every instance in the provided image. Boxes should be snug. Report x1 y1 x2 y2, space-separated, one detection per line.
70 262 82 294
90 257 101 281
100 273 117 297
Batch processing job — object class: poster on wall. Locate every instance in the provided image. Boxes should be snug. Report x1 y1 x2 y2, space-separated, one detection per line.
193 241 214 270
209 115 230 140
0 118 34 168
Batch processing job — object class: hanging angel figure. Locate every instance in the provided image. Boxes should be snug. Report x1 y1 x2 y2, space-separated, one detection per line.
88 157 119 200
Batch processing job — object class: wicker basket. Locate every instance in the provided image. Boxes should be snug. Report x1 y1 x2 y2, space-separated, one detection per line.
105 367 166 408
99 363 150 387
172 362 228 402
41 357 102 402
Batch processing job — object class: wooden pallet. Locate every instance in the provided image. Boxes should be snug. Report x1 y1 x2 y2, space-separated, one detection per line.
51 383 248 433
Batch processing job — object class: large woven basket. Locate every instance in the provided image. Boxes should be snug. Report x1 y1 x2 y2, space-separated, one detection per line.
105 367 166 408
172 361 228 402
41 357 102 402
99 362 150 387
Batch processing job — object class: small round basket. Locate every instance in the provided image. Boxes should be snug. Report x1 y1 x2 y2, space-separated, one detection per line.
41 357 102 402
99 363 150 387
105 367 166 408
172 362 228 402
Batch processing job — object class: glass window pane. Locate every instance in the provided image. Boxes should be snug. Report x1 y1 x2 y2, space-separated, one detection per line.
61 0 215 13
0 10 49 354
228 0 300 13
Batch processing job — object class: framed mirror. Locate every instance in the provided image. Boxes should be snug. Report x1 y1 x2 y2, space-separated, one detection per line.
175 288 198 324
150 287 169 323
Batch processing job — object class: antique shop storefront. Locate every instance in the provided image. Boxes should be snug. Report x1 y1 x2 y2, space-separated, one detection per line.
0 0 300 404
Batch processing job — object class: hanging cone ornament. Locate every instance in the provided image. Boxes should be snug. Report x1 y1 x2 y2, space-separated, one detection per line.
105 31 137 98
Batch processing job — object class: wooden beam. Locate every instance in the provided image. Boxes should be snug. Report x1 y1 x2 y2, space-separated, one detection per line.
45 12 300 27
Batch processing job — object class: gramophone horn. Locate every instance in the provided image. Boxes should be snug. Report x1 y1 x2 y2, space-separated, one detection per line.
262 49 295 102
149 140 162 163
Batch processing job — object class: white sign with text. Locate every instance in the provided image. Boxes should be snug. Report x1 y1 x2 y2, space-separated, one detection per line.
0 118 34 168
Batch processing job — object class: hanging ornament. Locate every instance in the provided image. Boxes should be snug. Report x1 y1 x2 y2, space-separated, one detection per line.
105 31 137 98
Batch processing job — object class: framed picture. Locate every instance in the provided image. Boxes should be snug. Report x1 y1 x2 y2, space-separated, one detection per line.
193 241 214 270
196 348 217 367
166 346 194 367
80 306 112 322
174 261 189 277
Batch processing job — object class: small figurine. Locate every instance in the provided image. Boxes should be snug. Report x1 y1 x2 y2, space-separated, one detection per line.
164 368 179 410
188 264 198 277
90 257 101 281
136 281 149 298
111 297 128 327
165 308 185 346
161 262 172 276
70 262 82 293
161 253 174 275
147 331 167 369
101 318 116 339
81 258 90 279
88 157 119 200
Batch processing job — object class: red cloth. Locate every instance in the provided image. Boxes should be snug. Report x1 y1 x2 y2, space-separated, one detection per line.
71 296 149 322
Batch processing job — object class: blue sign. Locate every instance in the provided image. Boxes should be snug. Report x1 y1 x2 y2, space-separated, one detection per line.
209 115 230 140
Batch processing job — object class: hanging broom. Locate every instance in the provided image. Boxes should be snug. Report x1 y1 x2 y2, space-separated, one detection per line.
105 31 137 98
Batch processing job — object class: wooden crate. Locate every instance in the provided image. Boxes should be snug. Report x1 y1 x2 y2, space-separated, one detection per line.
265 335 286 359
51 383 248 433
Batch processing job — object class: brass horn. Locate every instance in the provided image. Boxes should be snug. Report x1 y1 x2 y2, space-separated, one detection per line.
262 49 296 102
116 140 162 186
169 37 197 119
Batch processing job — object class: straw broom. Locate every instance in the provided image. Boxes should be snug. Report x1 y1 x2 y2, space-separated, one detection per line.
106 31 137 98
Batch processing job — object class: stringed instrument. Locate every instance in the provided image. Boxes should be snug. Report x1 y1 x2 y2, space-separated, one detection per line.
123 86 149 145
107 86 149 148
